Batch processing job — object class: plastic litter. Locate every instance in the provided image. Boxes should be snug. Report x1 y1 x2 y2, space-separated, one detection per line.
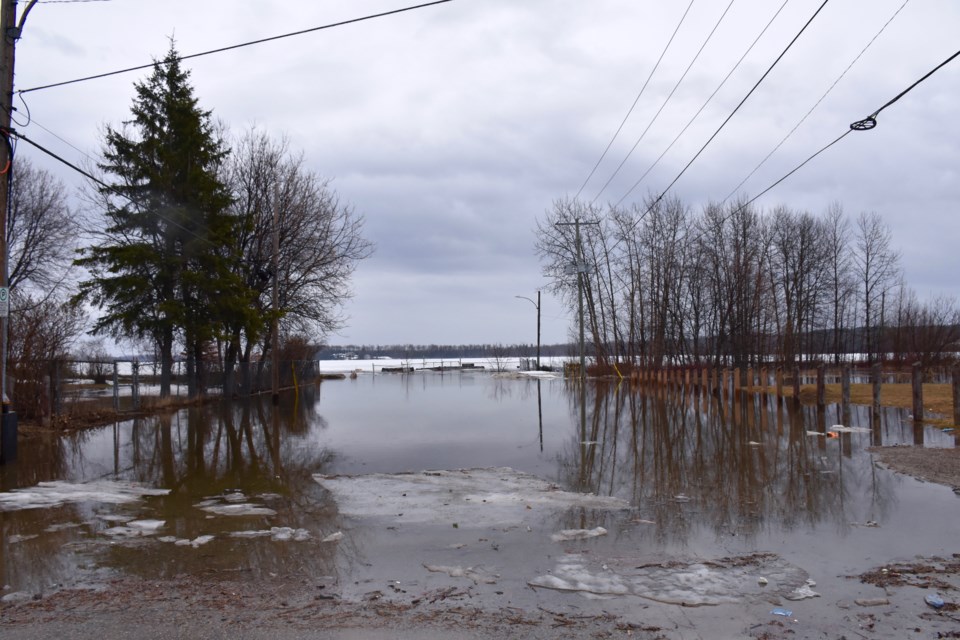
924 593 945 609
771 607 792 617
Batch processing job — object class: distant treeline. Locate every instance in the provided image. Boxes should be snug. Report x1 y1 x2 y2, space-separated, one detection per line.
316 343 574 360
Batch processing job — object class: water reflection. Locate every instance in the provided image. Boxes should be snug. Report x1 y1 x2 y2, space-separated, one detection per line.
1 373 955 598
557 380 953 546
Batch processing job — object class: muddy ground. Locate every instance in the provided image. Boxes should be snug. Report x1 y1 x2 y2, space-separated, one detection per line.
3 445 958 639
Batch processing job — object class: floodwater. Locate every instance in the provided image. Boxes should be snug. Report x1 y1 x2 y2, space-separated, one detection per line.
2 370 958 637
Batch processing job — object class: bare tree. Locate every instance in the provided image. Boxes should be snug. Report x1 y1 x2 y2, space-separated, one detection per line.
222 129 373 390
853 212 900 363
8 158 78 293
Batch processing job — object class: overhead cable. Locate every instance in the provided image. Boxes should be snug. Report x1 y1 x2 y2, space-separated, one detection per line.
573 0 696 201
615 0 790 207
18 0 457 94
711 46 960 226
722 0 911 203
621 0 830 210
591 0 737 204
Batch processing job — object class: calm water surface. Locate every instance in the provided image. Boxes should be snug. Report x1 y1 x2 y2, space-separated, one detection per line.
1 370 957 624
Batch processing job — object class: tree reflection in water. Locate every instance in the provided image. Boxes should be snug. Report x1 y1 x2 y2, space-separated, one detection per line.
554 380 900 545
1 386 351 594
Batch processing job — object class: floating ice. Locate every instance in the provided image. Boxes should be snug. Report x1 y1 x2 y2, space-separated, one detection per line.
829 425 872 434
229 527 311 541
785 579 820 601
321 531 343 543
7 534 38 543
195 496 276 517
529 552 811 606
424 564 499 584
314 467 629 528
551 526 608 542
0 481 170 512
128 519 165 531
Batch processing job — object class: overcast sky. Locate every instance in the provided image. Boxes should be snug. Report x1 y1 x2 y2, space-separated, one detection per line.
11 0 960 347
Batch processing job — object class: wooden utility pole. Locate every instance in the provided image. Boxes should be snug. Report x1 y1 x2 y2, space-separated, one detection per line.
0 0 34 464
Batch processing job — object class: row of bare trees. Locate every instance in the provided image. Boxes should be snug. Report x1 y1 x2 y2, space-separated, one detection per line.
537 195 959 369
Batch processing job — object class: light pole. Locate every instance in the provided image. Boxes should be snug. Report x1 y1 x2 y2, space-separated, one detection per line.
515 292 540 370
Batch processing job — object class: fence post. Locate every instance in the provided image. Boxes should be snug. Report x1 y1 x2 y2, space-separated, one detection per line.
953 365 960 426
871 363 882 426
132 361 140 409
113 362 119 411
816 363 826 409
912 362 923 423
841 364 851 425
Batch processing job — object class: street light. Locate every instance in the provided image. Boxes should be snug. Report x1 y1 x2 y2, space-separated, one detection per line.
515 292 540 371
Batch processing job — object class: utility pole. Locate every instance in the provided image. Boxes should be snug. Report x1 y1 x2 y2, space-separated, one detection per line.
0 0 33 464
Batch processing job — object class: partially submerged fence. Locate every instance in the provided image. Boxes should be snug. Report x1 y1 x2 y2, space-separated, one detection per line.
11 358 324 423
621 363 960 426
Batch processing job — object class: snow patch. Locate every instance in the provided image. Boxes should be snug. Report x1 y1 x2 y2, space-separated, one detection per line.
551 527 608 542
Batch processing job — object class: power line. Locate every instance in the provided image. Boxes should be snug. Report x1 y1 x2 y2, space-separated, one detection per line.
617 0 791 208
18 0 457 94
689 46 960 243
622 0 830 210
722 0 910 203
11 129 219 249
572 0 695 201
591 0 737 205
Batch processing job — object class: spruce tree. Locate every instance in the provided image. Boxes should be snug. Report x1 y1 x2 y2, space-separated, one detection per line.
76 44 254 397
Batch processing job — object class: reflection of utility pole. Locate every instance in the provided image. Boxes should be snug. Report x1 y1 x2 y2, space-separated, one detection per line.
514 291 540 370
271 185 280 404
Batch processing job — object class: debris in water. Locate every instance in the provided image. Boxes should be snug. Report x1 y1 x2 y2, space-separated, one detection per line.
924 593 945 609
550 527 608 542
424 564 498 584
855 598 889 607
785 579 820 601
771 607 793 617
757 577 768 586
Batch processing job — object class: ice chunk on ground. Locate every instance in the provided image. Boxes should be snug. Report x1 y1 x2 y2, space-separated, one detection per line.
0 481 169 512
529 552 811 606
321 531 343 543
551 526 608 542
314 467 628 528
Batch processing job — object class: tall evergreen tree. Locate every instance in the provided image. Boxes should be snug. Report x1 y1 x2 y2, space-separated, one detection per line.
76 44 254 396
